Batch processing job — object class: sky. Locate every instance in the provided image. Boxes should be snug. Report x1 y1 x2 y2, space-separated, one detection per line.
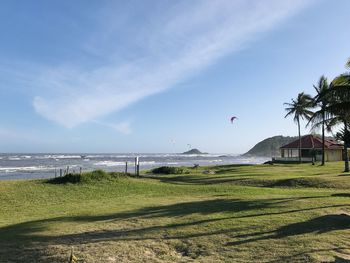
0 0 349 154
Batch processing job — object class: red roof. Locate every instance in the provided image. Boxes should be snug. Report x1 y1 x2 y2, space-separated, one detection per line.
280 135 343 149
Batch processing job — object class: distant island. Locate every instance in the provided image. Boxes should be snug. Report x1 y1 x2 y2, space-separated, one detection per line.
243 135 297 157
182 148 207 154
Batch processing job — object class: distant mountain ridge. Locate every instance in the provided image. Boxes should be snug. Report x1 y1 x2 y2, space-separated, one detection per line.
243 135 298 157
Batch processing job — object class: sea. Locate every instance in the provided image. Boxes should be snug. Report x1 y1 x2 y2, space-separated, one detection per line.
0 153 269 180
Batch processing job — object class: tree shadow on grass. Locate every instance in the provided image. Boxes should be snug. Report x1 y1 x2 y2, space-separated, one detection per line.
333 256 350 262
268 247 350 263
145 173 273 186
143 164 269 186
332 193 350 198
0 197 348 262
226 214 350 247
0 198 271 261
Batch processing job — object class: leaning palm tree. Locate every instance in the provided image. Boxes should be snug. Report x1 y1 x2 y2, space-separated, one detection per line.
284 92 313 163
308 76 330 165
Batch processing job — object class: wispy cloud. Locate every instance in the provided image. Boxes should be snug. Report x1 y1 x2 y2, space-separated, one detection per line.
32 0 313 127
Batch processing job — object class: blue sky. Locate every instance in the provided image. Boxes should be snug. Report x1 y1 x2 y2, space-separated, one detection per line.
0 0 349 153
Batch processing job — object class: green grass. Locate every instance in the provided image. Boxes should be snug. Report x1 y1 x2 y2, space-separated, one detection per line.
1 162 350 262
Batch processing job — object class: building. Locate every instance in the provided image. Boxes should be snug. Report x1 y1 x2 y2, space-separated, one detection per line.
274 134 344 162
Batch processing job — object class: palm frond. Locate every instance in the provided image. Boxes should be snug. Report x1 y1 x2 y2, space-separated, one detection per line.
284 92 313 125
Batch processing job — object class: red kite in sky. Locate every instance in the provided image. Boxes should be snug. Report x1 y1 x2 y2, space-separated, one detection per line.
230 116 238 123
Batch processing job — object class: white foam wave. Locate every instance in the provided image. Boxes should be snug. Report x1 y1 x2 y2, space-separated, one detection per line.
0 166 55 173
93 161 126 167
8 157 21 160
139 161 156 165
35 155 82 160
209 159 223 163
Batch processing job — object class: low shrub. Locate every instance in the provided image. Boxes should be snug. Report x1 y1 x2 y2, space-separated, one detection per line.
48 170 129 184
151 166 187 174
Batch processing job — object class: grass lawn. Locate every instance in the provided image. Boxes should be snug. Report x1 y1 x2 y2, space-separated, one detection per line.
1 162 350 262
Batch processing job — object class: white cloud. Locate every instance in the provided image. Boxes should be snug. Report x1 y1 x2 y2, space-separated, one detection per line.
32 0 313 127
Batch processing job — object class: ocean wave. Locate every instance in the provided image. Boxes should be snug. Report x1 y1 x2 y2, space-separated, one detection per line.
8 157 21 160
0 166 55 173
139 161 156 165
92 160 157 167
35 155 82 160
209 159 223 163
93 161 126 167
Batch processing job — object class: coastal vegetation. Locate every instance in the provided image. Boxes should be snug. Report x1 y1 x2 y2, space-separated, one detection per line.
1 163 350 262
310 75 330 165
284 92 313 163
48 170 129 184
151 166 188 175
285 58 350 171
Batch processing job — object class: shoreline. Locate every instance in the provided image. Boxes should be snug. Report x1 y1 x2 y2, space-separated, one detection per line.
0 154 270 181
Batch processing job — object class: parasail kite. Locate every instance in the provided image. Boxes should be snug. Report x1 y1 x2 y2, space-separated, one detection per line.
230 116 238 123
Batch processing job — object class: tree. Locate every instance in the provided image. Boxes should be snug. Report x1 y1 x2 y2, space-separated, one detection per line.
328 73 350 172
284 92 313 163
308 76 330 165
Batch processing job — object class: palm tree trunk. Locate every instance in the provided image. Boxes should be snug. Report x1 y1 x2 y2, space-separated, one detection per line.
344 120 349 173
298 118 301 163
321 111 325 165
345 145 349 172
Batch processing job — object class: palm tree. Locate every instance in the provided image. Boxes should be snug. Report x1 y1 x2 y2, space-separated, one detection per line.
346 58 350 69
284 92 313 163
328 73 350 172
308 76 330 165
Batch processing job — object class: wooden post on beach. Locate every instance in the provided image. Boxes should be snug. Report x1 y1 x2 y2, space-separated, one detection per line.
135 157 140 176
79 167 82 175
66 166 69 174
134 157 140 176
125 162 128 174
54 168 57 178
134 157 137 175
60 169 62 177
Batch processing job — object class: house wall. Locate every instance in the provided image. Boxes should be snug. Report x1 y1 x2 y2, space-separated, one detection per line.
280 148 343 162
282 149 299 158
325 149 343 162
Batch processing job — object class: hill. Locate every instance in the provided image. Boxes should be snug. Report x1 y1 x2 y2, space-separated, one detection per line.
243 135 297 157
